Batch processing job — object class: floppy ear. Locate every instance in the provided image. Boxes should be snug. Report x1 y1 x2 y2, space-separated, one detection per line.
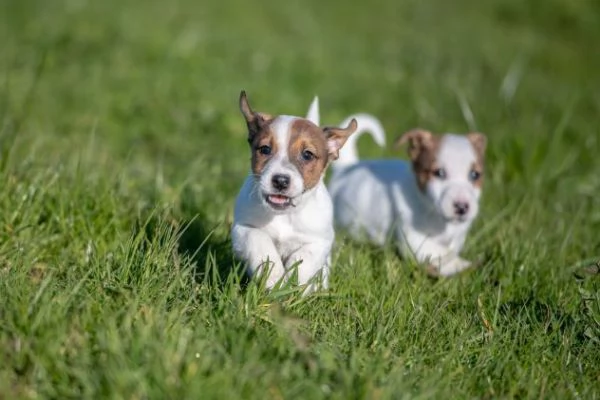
394 129 434 161
323 118 358 160
467 132 487 157
239 91 272 141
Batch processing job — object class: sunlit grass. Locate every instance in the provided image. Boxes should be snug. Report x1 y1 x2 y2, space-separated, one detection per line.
1 0 599 398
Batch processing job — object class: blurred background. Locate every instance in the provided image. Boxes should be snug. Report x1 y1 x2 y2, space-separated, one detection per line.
1 1 599 397
1 0 599 263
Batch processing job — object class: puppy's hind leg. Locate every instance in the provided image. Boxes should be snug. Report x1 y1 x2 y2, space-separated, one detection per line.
231 224 285 289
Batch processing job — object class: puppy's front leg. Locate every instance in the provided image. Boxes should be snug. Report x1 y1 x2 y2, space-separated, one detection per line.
231 224 285 288
285 241 331 293
436 257 472 276
399 230 471 276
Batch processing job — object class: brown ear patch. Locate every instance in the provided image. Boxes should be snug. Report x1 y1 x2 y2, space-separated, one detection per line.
239 91 254 124
239 90 279 175
395 129 441 191
467 132 487 157
249 123 277 176
288 119 329 191
467 132 487 189
239 90 273 143
470 162 484 188
324 118 358 160
394 129 435 161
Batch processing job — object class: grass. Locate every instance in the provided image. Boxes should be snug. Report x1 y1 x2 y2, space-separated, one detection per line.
1 0 599 398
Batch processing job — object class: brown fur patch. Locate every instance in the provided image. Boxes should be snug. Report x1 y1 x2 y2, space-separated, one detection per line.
412 138 442 191
249 121 277 176
467 132 487 188
288 119 329 191
323 118 358 161
397 129 489 191
239 91 279 176
239 90 273 144
469 161 484 188
395 129 441 192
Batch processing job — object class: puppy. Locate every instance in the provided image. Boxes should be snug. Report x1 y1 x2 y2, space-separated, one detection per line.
328 113 487 276
231 92 357 291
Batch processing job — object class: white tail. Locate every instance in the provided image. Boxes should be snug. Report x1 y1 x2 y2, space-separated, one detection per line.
305 96 386 172
332 113 386 172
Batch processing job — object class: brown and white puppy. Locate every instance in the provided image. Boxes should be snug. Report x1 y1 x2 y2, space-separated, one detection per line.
328 113 487 276
231 92 357 291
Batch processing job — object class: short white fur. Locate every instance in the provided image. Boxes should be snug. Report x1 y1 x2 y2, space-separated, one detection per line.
232 94 355 292
327 110 485 276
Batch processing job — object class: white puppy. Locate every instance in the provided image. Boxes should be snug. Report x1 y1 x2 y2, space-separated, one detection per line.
231 92 357 291
328 113 487 276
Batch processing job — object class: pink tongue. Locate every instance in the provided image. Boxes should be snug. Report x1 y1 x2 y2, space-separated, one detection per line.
269 195 288 205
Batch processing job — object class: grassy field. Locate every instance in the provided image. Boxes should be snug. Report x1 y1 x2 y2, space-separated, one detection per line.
1 0 599 398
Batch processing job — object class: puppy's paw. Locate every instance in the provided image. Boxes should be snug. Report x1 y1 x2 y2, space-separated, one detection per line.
259 263 286 290
265 276 282 290
427 257 473 277
455 257 472 272
424 263 442 278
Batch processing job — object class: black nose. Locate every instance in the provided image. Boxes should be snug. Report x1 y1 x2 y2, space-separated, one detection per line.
272 174 290 191
454 201 469 216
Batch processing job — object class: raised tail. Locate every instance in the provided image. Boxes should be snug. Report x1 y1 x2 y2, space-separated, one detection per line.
305 97 386 172
332 113 386 172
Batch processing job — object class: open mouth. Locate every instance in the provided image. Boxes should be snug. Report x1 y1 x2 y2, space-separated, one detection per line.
265 194 293 210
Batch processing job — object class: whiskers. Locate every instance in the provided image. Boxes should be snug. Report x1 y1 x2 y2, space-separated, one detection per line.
245 172 302 209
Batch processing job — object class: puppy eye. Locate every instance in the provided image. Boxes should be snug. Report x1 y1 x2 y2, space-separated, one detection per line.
301 149 315 161
257 145 272 155
469 170 481 182
432 168 447 179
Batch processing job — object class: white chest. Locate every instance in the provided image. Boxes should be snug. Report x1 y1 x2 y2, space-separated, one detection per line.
431 222 470 252
264 213 328 256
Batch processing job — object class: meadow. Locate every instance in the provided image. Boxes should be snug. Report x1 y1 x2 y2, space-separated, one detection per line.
1 0 599 398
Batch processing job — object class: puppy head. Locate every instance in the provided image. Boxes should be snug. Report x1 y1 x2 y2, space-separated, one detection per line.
396 129 487 223
240 91 357 212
